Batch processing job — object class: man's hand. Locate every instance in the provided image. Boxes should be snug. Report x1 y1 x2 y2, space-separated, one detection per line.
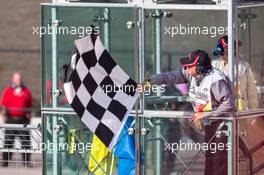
189 112 205 123
2 109 7 123
25 114 32 123
2 116 7 123
189 112 205 131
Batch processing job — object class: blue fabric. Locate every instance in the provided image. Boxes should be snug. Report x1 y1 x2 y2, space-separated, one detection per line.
114 117 136 175
118 159 135 175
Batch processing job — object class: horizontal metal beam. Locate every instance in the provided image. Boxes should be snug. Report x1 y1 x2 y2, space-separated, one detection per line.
236 2 264 9
0 124 41 129
41 2 136 8
42 107 264 120
236 108 264 119
142 4 227 10
41 2 228 10
0 148 42 154
141 110 234 120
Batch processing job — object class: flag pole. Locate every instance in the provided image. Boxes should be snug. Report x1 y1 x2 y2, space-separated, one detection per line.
135 72 149 175
135 98 141 175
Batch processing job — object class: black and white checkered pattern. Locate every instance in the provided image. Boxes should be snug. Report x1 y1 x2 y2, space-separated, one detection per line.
64 35 138 150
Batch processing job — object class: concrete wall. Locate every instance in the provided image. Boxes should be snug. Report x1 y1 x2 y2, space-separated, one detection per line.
0 0 50 105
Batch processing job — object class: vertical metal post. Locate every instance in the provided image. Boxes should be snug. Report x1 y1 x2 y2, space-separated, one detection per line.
51 6 59 175
155 9 161 175
228 1 236 174
248 8 252 65
138 8 145 175
137 7 145 175
155 10 161 76
103 8 110 50
139 7 145 113
227 120 236 175
228 0 235 83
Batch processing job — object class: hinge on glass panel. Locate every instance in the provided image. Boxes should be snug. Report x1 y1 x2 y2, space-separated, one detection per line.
240 22 247 30
93 16 109 23
145 11 173 19
240 130 247 137
141 128 149 136
53 89 63 97
127 21 135 29
211 0 227 5
49 19 62 28
216 130 230 138
53 124 62 133
128 127 135 135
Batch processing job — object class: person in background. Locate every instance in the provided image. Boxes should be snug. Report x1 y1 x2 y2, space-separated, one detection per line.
1 72 33 167
212 35 258 110
146 50 235 175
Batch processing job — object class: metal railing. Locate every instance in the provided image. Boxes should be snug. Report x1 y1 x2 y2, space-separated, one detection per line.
0 123 42 175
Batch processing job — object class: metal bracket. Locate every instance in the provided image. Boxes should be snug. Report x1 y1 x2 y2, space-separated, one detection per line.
53 89 63 97
49 19 62 28
128 127 135 135
145 11 173 19
127 21 135 29
93 16 110 22
141 128 149 136
216 130 230 138
53 124 62 133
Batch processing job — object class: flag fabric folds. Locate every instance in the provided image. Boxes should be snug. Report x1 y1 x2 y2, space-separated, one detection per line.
88 134 109 175
114 116 136 175
63 34 138 150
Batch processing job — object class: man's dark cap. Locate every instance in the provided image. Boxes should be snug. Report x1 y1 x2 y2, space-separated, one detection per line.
180 50 211 67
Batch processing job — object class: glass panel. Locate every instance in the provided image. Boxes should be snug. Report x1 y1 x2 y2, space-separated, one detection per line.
144 9 227 111
42 6 53 108
43 113 137 175
108 8 137 81
43 113 104 175
42 5 137 108
141 117 233 175
236 6 264 110
56 6 104 108
237 115 264 174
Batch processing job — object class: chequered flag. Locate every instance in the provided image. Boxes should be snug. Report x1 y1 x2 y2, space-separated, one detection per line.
63 35 139 150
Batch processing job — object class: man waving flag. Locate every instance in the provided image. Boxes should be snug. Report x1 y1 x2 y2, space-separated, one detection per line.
64 34 138 150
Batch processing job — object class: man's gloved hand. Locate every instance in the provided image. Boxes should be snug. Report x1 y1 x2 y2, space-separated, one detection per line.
189 112 205 131
193 119 204 131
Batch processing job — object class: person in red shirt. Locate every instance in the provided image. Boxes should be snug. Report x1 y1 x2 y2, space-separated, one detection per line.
1 72 33 167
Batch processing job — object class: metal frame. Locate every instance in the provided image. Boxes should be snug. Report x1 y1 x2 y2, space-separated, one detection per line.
41 2 136 8
42 2 228 10
41 1 264 175
51 6 60 175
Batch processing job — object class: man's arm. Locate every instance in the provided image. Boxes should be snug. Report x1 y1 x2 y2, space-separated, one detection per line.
150 69 189 85
1 108 7 123
1 88 9 123
205 79 235 118
26 89 33 121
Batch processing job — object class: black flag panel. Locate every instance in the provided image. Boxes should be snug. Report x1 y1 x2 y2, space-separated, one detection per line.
64 35 138 150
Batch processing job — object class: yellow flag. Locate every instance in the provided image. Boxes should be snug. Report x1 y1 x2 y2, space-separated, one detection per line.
89 135 109 175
